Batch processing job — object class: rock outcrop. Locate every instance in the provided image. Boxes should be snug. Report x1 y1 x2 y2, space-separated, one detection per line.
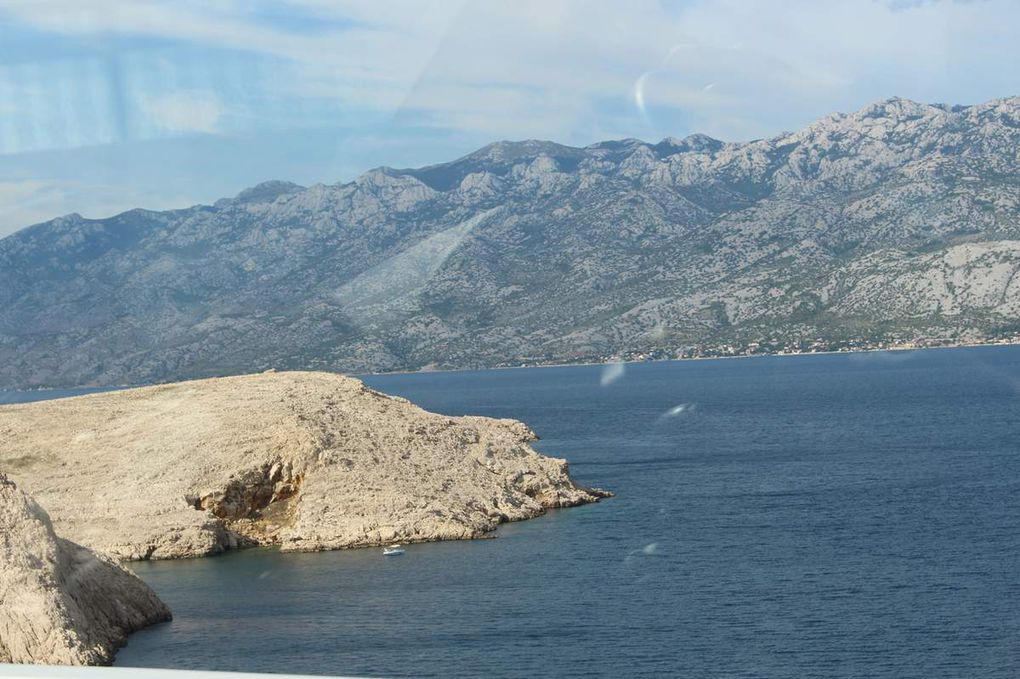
0 473 171 665
0 371 609 560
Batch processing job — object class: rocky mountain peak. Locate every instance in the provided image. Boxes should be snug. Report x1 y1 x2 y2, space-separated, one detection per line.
233 180 305 205
468 139 575 163
658 133 724 154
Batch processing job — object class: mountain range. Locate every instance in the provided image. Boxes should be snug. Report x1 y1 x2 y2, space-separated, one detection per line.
2 95 1019 388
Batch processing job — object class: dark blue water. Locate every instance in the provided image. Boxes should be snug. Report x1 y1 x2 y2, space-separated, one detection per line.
15 348 1020 677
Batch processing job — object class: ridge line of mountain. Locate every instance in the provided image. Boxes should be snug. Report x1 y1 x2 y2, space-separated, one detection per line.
7 94 1016 235
1 94 1018 388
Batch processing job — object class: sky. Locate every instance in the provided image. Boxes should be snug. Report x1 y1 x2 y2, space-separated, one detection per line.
0 0 1018 237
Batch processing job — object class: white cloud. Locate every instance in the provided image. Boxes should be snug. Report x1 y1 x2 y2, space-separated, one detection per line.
1 0 1017 148
0 179 65 235
0 174 49 205
0 175 201 238
0 0 1017 235
0 178 47 203
141 91 223 134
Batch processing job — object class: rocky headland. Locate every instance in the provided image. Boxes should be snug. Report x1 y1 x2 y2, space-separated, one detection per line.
0 370 609 560
0 473 171 665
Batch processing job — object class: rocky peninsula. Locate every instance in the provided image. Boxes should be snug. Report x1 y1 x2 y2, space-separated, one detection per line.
0 473 171 664
0 370 609 560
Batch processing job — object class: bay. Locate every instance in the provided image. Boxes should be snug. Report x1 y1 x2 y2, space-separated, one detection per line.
6 347 1018 677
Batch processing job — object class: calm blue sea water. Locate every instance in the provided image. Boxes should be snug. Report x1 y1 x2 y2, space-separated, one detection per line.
6 348 1019 677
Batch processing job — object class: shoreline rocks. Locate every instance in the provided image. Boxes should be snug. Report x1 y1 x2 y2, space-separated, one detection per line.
0 473 171 665
0 370 610 560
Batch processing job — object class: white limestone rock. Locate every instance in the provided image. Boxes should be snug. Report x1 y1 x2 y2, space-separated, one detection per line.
0 473 171 665
0 371 610 560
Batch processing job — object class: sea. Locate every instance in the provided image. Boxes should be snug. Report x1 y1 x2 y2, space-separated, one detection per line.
4 347 1019 677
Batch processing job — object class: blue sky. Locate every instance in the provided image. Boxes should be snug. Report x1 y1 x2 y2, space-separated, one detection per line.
0 0 1017 237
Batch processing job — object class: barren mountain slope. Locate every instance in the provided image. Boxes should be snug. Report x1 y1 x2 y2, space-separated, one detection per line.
1 97 1017 387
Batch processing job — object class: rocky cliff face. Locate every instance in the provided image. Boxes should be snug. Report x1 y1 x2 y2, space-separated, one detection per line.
0 371 609 560
1 97 1018 387
0 473 171 665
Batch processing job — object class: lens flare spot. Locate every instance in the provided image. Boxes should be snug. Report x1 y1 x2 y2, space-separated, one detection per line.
661 402 695 418
600 361 625 387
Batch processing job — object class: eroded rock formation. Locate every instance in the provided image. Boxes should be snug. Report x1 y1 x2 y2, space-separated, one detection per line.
0 371 609 560
0 473 171 665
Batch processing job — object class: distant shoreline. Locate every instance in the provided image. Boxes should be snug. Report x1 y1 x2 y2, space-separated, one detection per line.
3 339 1019 395
364 338 1020 378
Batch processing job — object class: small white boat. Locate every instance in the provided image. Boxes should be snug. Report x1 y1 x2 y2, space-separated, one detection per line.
382 544 405 556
